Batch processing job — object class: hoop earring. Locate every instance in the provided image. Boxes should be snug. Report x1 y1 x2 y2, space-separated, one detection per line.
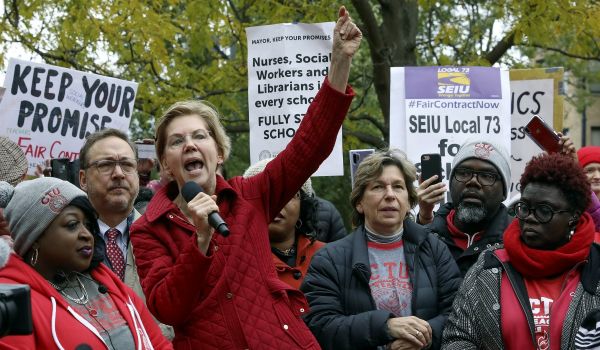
295 219 303 230
568 228 575 241
30 248 39 266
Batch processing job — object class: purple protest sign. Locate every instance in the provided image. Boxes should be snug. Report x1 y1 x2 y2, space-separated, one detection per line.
405 66 502 99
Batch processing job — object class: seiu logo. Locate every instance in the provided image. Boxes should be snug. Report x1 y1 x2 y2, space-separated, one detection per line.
437 85 470 94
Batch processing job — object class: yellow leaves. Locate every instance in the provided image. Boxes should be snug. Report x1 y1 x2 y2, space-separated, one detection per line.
436 55 454 66
3 0 600 147
510 0 600 60
434 24 460 46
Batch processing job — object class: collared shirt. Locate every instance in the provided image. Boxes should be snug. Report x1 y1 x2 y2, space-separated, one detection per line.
98 212 133 262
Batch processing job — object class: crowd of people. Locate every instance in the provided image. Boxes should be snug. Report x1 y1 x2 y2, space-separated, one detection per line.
2 5 600 350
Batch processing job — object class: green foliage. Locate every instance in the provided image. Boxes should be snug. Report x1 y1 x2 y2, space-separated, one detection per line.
2 0 600 228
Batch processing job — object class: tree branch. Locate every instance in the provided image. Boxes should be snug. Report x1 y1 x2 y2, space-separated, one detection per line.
196 87 247 100
525 43 600 62
483 31 515 65
348 113 385 135
349 79 373 113
426 7 440 65
343 128 386 148
351 0 385 53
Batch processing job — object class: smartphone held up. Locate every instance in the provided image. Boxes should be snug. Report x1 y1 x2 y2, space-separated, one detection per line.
524 115 560 153
420 153 443 183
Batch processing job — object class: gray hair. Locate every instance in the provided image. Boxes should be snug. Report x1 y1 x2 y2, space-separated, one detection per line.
350 149 418 228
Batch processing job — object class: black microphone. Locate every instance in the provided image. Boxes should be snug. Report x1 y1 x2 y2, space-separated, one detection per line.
75 344 92 350
181 181 230 237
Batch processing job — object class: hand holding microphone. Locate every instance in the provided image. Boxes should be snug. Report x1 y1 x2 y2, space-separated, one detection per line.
181 181 230 239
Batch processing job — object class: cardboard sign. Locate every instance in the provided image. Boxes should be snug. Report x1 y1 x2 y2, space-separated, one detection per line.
0 58 138 174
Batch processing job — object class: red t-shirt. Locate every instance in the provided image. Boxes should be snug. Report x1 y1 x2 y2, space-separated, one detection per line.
524 273 567 350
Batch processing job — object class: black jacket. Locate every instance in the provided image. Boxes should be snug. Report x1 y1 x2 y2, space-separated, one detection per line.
301 219 462 350
443 244 600 350
427 202 512 276
315 196 347 242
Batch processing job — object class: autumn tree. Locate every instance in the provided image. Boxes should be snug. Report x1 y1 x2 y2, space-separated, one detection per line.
2 0 600 226
347 0 600 146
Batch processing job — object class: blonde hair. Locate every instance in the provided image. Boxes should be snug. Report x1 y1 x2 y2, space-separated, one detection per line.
155 100 231 162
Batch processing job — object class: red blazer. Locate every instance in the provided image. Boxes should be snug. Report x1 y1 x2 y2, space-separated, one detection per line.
273 235 325 290
0 254 172 350
131 79 354 350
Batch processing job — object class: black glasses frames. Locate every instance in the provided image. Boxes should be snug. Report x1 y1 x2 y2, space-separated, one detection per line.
453 168 499 186
514 201 571 224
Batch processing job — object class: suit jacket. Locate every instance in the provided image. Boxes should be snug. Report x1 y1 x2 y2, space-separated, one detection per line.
107 209 175 340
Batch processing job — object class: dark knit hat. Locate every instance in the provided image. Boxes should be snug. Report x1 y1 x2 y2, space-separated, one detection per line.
0 178 87 256
449 138 511 199
0 136 28 186
578 146 600 169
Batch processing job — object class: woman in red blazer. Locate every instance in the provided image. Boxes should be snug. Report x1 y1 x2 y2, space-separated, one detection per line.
130 7 362 350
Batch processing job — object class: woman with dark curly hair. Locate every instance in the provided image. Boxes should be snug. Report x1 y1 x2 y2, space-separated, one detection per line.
243 158 323 289
0 178 171 349
443 153 600 350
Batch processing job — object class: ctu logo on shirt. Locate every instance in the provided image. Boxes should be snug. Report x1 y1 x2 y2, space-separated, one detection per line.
370 262 409 281
41 187 68 214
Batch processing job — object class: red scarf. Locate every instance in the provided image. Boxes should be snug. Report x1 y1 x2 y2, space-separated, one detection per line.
504 212 595 278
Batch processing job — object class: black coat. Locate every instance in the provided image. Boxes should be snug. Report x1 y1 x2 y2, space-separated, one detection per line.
301 219 462 350
427 202 512 277
315 196 347 242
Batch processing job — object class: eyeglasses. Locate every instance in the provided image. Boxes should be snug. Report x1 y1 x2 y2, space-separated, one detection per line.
514 201 570 224
167 129 213 149
86 159 137 175
454 168 499 186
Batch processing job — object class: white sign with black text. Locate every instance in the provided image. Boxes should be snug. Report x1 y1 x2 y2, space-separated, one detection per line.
0 58 138 174
246 22 342 176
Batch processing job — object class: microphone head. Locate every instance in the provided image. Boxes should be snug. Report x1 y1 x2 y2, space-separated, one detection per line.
181 181 204 203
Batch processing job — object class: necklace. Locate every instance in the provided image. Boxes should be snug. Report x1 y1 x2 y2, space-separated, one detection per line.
83 301 99 317
272 245 296 257
48 275 89 305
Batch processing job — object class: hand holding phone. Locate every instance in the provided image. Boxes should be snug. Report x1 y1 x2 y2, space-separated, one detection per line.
524 115 560 153
418 153 446 223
